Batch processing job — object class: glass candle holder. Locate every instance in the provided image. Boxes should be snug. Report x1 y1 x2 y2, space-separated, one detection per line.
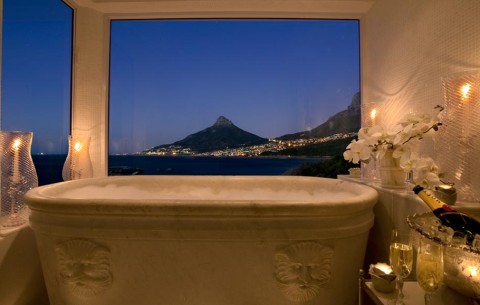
62 135 93 181
0 131 38 227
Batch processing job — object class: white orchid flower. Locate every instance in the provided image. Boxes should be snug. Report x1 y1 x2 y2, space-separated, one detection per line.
400 151 420 171
359 125 384 146
412 157 441 188
343 106 443 176
344 139 372 164
392 145 413 165
393 123 413 145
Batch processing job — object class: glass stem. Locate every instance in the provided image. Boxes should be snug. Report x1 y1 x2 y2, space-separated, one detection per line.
424 292 432 305
396 277 405 305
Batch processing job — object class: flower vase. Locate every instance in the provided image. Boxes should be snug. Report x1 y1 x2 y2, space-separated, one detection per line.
0 131 38 227
378 150 406 189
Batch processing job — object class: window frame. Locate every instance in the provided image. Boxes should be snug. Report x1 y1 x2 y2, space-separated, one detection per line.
63 0 371 176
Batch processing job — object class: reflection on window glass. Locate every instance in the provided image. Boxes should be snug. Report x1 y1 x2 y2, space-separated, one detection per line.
109 19 360 177
2 0 73 185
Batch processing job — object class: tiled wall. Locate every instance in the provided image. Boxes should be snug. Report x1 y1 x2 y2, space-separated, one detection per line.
362 0 480 202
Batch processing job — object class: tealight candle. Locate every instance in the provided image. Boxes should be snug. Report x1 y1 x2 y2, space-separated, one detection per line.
348 167 361 178
434 183 457 205
369 262 397 293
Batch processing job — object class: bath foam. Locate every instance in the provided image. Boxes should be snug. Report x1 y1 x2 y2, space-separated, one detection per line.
58 183 355 201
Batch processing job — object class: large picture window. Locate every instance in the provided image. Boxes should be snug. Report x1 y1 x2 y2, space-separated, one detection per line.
109 19 360 176
1 0 73 185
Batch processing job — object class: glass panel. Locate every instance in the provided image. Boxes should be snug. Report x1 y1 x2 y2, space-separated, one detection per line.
109 19 360 176
2 0 73 185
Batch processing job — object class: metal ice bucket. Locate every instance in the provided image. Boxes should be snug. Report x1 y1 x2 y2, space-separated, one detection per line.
408 212 480 300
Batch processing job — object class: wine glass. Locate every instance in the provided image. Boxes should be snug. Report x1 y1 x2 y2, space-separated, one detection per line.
389 229 413 305
416 236 444 305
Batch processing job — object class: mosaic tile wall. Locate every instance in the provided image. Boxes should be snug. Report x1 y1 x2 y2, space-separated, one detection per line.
362 0 480 202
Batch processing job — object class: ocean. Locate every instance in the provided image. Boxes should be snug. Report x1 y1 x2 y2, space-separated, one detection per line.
32 154 326 186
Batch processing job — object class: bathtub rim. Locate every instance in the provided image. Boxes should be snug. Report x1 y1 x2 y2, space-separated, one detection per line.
25 175 378 217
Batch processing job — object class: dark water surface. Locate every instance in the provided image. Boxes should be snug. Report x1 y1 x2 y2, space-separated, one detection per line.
32 155 325 186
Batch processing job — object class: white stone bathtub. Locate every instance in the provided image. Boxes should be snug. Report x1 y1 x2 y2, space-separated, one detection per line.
25 175 377 305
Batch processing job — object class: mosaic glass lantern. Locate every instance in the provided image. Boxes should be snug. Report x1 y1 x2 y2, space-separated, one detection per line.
0 131 38 227
62 135 93 181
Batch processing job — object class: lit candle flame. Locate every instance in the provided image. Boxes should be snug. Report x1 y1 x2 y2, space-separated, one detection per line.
460 83 472 100
74 141 83 152
374 262 393 275
11 138 21 182
12 139 21 151
467 265 478 277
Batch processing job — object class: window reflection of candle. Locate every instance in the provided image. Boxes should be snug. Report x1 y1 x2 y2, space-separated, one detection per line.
459 82 475 140
12 138 21 183
460 260 480 284
460 83 472 102
370 109 377 126
467 265 479 277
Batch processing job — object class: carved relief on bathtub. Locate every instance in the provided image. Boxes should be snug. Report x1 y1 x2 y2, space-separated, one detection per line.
55 239 113 298
274 241 334 303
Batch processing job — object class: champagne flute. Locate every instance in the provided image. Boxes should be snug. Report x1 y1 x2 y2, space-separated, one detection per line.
389 229 413 305
416 237 443 305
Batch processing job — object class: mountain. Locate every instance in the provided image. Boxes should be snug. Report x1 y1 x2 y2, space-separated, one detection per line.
144 92 360 155
278 92 361 140
148 116 268 153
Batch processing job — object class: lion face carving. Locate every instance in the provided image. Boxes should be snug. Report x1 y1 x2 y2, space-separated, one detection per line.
274 242 333 302
55 239 113 298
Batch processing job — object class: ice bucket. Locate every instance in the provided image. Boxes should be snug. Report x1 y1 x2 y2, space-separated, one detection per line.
408 212 480 300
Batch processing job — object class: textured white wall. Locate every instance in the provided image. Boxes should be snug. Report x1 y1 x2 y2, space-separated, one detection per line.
363 0 480 202
0 0 2 129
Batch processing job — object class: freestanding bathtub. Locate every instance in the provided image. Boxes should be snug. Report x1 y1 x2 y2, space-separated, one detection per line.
25 175 377 305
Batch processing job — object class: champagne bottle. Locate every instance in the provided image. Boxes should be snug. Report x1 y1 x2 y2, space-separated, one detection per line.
413 185 480 244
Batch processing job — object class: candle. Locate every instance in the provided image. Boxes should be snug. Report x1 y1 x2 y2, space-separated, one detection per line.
369 262 396 293
11 138 21 183
63 135 93 181
434 183 457 205
372 262 394 275
71 140 83 180
74 141 83 152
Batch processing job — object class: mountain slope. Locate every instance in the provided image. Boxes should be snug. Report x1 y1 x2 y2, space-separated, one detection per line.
279 92 361 140
149 116 268 153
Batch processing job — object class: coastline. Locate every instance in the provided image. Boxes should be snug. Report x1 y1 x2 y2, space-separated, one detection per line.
33 154 327 186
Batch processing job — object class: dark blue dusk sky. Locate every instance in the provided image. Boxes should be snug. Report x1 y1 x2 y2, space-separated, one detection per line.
110 19 359 154
2 0 72 154
2 0 359 155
